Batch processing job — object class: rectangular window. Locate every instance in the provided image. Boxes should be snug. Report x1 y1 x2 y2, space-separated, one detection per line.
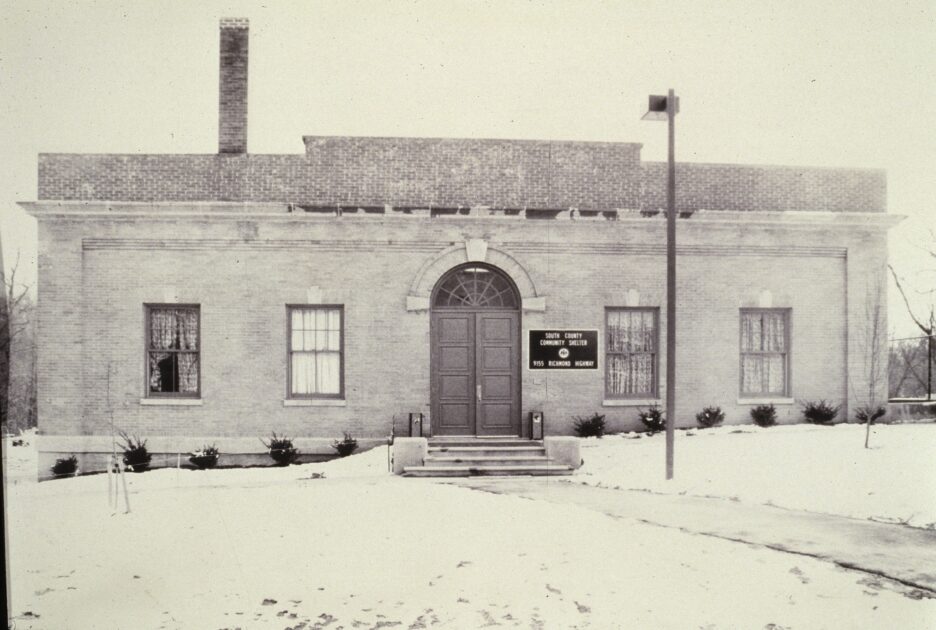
740 309 790 396
146 305 200 397
288 306 343 398
606 308 658 398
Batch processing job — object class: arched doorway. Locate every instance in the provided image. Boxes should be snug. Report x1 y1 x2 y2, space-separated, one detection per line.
430 263 521 436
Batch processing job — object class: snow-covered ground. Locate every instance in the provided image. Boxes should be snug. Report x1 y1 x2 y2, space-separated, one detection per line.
577 422 936 529
4 429 936 628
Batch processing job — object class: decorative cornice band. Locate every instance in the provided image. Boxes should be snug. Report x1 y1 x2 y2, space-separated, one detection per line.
500 243 848 258
83 238 445 253
21 202 903 231
82 238 847 258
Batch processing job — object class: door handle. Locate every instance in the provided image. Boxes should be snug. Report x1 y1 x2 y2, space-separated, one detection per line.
476 384 482 402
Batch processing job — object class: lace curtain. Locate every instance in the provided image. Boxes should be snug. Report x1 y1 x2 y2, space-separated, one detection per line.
148 307 199 394
740 311 787 395
607 310 656 396
290 308 342 395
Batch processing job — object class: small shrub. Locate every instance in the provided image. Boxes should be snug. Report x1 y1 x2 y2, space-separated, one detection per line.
573 413 606 438
695 406 725 428
189 444 220 469
332 432 359 457
750 404 777 427
802 399 841 425
855 404 886 425
118 431 152 472
51 455 78 477
638 406 666 433
262 432 299 466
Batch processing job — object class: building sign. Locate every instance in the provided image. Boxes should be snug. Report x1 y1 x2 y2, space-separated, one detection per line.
529 330 599 370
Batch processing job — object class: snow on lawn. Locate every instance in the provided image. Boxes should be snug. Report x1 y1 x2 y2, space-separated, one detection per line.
5 438 936 628
577 422 936 529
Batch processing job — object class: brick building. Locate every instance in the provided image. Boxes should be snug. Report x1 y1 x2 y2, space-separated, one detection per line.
22 19 899 477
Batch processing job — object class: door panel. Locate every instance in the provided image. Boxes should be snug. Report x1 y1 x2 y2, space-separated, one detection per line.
439 403 471 428
476 312 519 436
481 374 511 397
440 374 470 397
431 312 475 435
440 317 470 341
481 316 512 341
431 310 519 436
481 403 513 427
481 346 511 370
440 346 469 370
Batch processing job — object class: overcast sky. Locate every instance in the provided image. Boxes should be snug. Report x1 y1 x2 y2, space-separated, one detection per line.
1 0 933 335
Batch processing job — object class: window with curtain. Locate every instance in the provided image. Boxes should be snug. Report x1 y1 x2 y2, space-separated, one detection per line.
606 308 658 398
146 305 200 396
740 309 790 396
288 306 343 398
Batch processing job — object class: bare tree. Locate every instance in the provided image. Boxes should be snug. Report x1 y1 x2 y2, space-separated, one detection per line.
853 278 887 448
889 336 929 399
889 264 935 402
0 233 7 428
1 249 36 434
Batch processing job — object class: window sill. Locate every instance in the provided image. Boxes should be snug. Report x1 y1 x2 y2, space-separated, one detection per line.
737 397 795 405
602 398 661 407
140 398 203 406
283 399 347 407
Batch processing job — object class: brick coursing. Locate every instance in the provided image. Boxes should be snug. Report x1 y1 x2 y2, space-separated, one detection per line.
641 162 886 213
218 20 248 154
37 136 886 212
32 214 886 448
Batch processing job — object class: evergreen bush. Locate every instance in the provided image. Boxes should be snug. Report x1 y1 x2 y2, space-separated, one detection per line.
638 406 666 433
573 413 606 438
51 455 78 477
750 404 777 427
118 431 152 472
332 433 359 457
802 400 840 425
189 444 220 469
855 404 886 425
695 406 725 428
262 432 299 466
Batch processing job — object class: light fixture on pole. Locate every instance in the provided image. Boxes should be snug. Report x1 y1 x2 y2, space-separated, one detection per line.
642 89 678 480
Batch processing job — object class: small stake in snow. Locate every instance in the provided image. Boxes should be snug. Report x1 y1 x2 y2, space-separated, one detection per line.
107 454 131 515
387 425 394 472
105 362 131 514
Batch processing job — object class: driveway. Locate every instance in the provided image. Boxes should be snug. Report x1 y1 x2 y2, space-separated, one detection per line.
451 477 936 596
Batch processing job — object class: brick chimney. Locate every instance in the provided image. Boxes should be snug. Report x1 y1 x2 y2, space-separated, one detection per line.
218 18 249 154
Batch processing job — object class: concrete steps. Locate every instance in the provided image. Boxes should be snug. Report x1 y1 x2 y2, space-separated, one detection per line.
402 438 574 477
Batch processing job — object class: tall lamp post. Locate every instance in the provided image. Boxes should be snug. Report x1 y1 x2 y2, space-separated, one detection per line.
642 89 678 480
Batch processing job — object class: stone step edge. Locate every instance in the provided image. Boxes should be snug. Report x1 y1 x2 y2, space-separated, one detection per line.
428 446 546 452
424 456 555 463
404 464 573 473
427 439 544 444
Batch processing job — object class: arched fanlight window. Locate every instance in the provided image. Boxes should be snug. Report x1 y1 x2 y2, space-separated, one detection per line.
432 265 519 308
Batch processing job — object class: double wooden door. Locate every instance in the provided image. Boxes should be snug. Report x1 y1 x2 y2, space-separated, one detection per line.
430 310 520 436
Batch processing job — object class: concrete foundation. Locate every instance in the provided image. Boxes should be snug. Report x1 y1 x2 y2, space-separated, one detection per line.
37 437 387 481
886 401 936 423
544 436 582 469
392 438 428 474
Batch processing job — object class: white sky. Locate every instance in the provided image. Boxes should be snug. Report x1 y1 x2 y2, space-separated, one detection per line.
1 0 933 336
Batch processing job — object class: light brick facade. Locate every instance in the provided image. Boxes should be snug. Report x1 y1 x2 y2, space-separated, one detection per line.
21 19 899 477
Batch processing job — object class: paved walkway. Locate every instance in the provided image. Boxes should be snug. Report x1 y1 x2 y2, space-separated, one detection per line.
448 477 936 595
